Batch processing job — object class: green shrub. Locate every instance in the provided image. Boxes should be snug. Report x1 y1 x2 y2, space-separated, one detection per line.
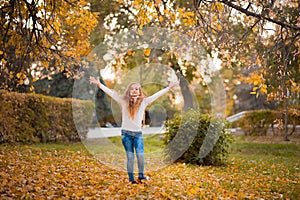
236 110 276 136
285 107 300 135
163 110 232 166
0 90 94 143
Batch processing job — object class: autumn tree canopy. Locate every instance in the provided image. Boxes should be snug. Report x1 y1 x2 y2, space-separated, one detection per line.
0 0 98 92
99 0 299 109
1 0 299 114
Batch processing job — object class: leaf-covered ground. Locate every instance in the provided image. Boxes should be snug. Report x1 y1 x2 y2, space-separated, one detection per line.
1 136 299 199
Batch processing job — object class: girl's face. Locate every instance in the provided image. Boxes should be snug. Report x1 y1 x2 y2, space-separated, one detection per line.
129 84 140 97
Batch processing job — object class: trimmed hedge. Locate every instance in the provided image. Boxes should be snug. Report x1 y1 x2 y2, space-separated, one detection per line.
163 110 232 166
236 110 276 136
233 109 300 136
0 90 94 143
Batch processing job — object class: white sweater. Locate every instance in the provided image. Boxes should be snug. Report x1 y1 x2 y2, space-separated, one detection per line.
99 84 170 132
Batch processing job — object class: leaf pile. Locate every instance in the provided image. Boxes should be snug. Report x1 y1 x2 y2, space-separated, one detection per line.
1 144 299 199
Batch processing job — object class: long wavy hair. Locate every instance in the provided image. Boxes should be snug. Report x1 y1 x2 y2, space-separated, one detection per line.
123 82 144 119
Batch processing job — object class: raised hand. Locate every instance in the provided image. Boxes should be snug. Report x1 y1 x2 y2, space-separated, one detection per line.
169 80 179 89
89 76 101 86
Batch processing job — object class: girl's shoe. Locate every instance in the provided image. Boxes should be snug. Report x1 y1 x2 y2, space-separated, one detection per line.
138 176 149 183
130 180 138 184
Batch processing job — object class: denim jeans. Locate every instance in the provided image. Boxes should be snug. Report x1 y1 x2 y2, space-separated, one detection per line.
121 129 145 182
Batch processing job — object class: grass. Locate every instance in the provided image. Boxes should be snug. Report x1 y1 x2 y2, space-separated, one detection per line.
1 134 299 199
107 134 165 153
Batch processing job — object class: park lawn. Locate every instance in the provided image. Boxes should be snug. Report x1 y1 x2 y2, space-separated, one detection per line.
0 135 299 199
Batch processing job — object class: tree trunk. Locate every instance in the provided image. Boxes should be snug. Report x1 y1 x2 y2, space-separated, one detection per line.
284 89 290 141
177 73 195 111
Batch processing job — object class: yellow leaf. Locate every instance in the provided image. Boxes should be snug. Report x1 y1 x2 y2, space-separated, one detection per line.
261 87 267 94
253 86 258 91
255 58 261 64
252 26 258 32
237 192 247 198
0 50 3 55
160 192 171 198
217 24 222 31
215 2 224 12
250 91 256 95
127 49 135 56
30 86 34 92
159 16 164 22
144 48 151 57
271 164 275 169
132 0 140 7
262 84 267 89
137 28 143 35
189 187 199 194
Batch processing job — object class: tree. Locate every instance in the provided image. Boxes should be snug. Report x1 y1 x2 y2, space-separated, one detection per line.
88 0 299 136
0 0 98 92
95 0 217 112
193 0 300 140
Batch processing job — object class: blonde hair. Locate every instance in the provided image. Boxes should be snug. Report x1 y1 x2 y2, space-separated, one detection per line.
123 82 144 119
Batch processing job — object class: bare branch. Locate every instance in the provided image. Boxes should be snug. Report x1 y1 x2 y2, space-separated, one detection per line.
219 0 300 31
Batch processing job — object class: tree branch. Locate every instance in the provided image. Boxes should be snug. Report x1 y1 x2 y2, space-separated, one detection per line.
219 0 300 31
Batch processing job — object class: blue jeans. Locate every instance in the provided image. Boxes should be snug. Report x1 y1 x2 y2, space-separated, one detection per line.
121 129 145 182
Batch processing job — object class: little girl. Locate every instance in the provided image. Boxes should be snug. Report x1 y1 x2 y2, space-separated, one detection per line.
89 76 178 184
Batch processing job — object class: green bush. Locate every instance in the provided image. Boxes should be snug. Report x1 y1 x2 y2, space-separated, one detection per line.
236 110 276 136
0 90 94 143
286 107 300 135
163 110 232 166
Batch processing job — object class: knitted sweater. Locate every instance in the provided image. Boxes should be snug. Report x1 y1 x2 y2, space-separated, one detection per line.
99 84 170 131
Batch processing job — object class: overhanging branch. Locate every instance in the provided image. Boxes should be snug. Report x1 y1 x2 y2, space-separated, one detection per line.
219 0 300 31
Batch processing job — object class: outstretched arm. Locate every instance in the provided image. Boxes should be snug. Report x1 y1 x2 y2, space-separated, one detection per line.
89 76 123 103
144 81 179 105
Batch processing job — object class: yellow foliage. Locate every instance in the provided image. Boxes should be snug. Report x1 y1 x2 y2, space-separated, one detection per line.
159 16 164 22
16 72 26 79
126 49 135 56
261 84 267 93
1 0 98 90
212 2 225 12
60 66 65 72
143 48 151 57
242 70 268 96
177 9 196 27
9 72 14 80
252 26 258 32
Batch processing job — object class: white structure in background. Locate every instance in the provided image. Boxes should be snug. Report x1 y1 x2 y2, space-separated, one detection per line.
226 111 248 123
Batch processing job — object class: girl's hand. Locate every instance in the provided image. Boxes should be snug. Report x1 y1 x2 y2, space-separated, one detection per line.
169 81 179 89
89 76 101 86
